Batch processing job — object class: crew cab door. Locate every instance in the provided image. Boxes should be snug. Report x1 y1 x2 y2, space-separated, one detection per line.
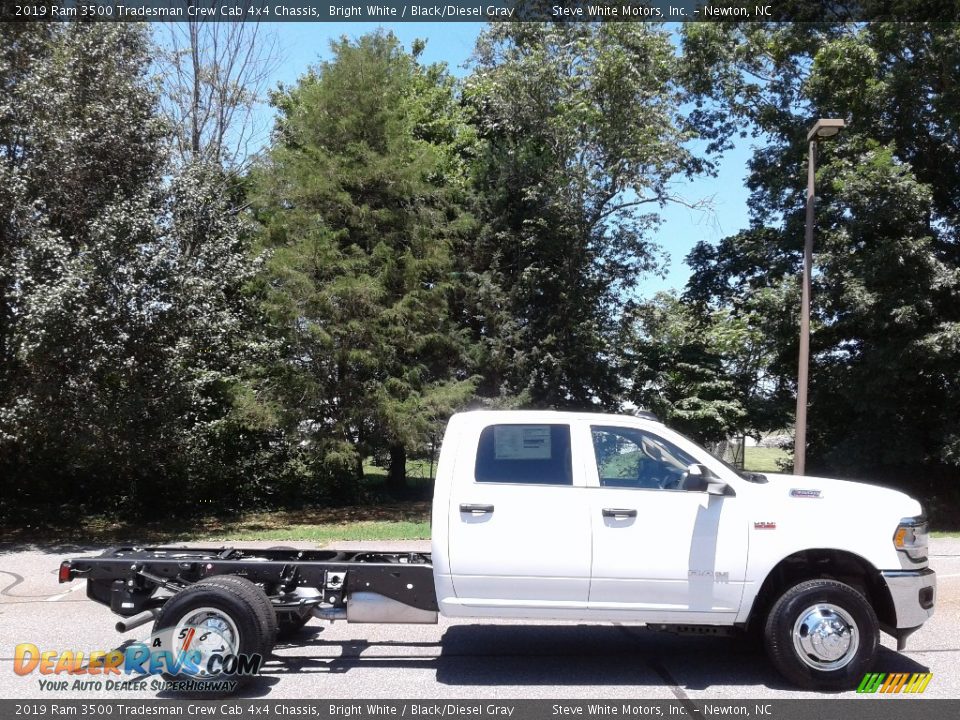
445 421 592 613
585 424 748 622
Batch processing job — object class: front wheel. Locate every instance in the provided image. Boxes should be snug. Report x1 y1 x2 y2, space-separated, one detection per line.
764 579 879 690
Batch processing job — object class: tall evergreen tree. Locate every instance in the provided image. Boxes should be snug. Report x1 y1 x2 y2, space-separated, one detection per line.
253 32 476 497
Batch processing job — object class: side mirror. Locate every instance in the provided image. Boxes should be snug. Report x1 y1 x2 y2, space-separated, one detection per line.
683 464 711 492
685 464 736 496
706 479 736 497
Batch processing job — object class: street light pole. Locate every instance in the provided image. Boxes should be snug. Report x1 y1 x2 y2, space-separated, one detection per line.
795 118 845 476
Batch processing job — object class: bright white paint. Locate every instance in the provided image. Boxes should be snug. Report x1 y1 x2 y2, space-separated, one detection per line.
430 410 925 626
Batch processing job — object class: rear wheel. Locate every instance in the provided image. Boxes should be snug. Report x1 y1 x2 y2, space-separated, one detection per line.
152 576 275 690
203 574 278 646
764 579 878 690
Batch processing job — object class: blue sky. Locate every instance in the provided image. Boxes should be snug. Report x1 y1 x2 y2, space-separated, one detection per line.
257 21 754 295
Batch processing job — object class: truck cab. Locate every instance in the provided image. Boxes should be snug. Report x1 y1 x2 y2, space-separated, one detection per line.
430 410 936 689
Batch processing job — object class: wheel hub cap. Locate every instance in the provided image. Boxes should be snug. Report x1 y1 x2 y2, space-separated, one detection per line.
792 603 859 670
171 607 240 677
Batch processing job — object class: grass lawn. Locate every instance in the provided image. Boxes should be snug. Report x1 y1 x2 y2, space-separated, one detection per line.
0 502 431 546
194 518 431 543
743 446 792 473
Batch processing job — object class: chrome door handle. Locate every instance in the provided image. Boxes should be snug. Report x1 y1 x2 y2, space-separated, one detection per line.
460 504 495 514
602 508 637 518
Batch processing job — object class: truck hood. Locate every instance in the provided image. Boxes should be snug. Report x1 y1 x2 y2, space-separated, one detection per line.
758 473 924 519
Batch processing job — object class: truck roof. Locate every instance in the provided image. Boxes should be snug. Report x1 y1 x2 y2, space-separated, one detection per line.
451 409 662 424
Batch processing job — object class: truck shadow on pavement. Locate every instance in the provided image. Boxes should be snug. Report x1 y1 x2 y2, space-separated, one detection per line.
232 623 930 697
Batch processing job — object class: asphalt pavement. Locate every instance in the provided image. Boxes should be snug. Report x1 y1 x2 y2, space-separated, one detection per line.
1 538 957 700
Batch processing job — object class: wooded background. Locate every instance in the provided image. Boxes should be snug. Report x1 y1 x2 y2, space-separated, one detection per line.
2 19 958 525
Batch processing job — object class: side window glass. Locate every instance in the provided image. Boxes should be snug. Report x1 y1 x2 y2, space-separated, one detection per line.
475 424 572 485
592 430 647 488
591 426 698 490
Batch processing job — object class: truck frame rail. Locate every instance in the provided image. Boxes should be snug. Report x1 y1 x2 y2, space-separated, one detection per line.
60 546 437 622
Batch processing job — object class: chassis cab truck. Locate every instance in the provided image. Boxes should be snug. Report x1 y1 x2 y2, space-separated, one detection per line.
61 411 936 691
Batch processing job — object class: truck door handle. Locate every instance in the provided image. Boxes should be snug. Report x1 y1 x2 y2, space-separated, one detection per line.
460 504 494 514
602 508 637 518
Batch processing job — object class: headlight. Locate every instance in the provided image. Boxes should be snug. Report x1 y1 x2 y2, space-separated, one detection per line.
893 514 929 566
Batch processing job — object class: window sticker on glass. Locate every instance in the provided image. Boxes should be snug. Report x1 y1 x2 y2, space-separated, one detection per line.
493 425 552 460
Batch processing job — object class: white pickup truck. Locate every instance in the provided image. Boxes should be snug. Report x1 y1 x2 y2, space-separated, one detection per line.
62 410 936 691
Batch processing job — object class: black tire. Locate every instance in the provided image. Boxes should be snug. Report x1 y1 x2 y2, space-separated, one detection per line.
764 579 879 690
152 576 275 689
203 574 279 646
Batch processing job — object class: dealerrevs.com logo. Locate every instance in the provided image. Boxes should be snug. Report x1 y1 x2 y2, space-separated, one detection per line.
13 622 263 693
857 672 933 694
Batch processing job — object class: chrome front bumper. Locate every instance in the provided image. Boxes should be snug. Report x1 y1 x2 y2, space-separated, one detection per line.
881 568 936 649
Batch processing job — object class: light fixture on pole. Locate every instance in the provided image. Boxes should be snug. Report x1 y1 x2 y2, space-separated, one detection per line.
795 118 845 476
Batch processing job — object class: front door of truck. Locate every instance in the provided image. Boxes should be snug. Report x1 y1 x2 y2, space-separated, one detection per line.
446 420 592 614
586 423 748 622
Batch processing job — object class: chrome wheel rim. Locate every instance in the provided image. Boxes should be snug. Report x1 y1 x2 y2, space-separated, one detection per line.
172 606 240 675
792 603 859 671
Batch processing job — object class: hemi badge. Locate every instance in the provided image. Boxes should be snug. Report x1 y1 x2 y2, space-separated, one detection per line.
791 488 822 498
754 521 776 529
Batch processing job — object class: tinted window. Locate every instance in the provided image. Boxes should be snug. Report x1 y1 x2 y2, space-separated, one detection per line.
591 426 697 490
475 424 572 485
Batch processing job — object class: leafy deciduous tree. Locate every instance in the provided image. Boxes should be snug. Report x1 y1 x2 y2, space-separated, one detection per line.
682 22 960 511
623 291 788 445
0 23 265 520
463 22 708 409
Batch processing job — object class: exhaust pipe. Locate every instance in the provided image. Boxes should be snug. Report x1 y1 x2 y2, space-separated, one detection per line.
115 609 159 633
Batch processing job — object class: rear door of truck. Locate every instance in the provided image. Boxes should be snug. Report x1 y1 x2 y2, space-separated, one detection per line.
444 415 592 613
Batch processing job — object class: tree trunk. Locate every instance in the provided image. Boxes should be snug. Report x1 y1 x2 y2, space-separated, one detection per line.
189 20 201 160
387 443 407 496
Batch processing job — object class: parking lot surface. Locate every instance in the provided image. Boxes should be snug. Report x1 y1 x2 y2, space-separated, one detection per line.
1 538 957 700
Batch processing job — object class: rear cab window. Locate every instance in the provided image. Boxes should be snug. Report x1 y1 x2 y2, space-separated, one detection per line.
474 424 572 485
